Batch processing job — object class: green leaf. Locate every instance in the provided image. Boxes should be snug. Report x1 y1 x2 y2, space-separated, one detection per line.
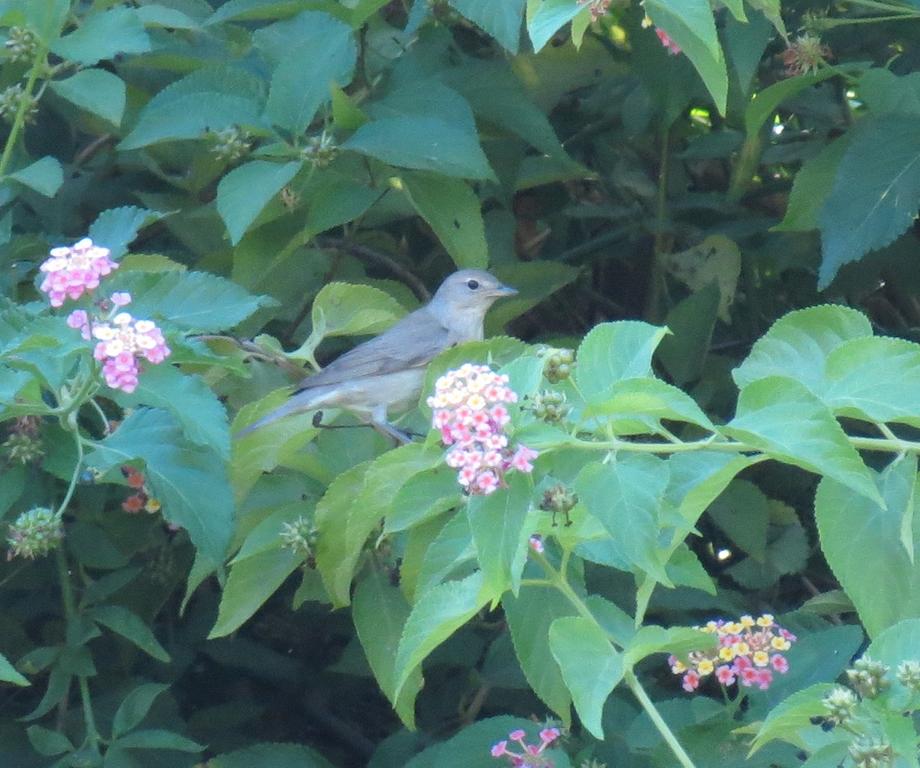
816 454 920 638
733 305 872 391
0 651 29 686
400 172 488 270
502 585 574 725
137 4 201 29
393 571 488 700
749 683 837 754
210 548 300 638
111 270 270 332
9 156 63 197
449 0 524 53
415 510 476 594
50 69 126 126
624 625 715 666
774 136 849 232
209 742 335 768
657 282 720 385
583 377 715 431
576 455 671 583
86 409 234 566
119 67 265 150
724 376 881 505
89 206 165 260
386 467 461 533
645 0 728 113
353 568 423 728
26 725 73 756
52 7 151 65
113 729 203 752
289 281 406 363
866 618 920 703
548 616 623 739
112 365 230 459
744 70 837 136
575 321 668 402
344 116 494 180
89 605 170 662
707 480 770 561
527 0 584 52
254 12 356 133
331 84 368 131
217 161 302 245
466 473 532 599
112 683 170 738
819 115 920 288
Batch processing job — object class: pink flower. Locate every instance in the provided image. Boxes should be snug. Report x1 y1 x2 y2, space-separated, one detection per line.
110 291 132 306
539 728 560 745
529 535 544 554
510 445 538 472
655 28 681 55
491 741 508 757
755 669 773 690
508 730 526 742
771 654 789 673
716 665 736 685
476 471 499 495
66 309 91 339
39 238 117 307
682 671 700 691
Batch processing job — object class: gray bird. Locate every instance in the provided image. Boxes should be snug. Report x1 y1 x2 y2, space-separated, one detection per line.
238 269 517 441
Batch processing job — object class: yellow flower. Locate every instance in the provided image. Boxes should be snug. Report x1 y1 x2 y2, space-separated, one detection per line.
697 659 714 675
756 614 775 627
771 637 791 651
724 622 742 634
704 621 719 633
753 651 769 667
735 642 750 656
740 615 755 628
671 660 687 673
719 646 736 662
467 394 486 410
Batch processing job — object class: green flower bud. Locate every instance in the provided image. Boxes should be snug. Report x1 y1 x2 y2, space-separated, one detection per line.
6 507 63 560
280 516 318 562
302 132 338 167
822 686 857 725
896 660 920 691
2 432 43 465
848 737 893 768
846 657 890 699
209 126 251 162
0 83 38 124
4 26 38 63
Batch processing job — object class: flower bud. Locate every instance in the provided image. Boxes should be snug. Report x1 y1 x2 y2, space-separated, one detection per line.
538 346 576 383
847 657 890 699
848 737 893 768
896 660 920 691
540 483 578 525
6 507 63 560
822 686 857 725
280 516 318 561
2 432 44 465
0 83 38 124
4 26 38 63
209 126 251 162
302 132 338 167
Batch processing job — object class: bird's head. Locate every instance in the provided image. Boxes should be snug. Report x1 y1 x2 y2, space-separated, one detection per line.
430 269 518 317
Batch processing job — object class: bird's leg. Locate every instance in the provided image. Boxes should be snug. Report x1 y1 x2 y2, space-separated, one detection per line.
369 405 416 446
311 411 370 432
311 410 416 445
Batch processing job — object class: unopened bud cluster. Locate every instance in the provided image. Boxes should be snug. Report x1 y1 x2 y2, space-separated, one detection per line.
538 347 574 384
897 660 920 691
209 126 251 162
669 614 795 692
0 83 37 124
540 483 577 526
280 516 317 562
302 132 338 167
822 686 857 725
4 26 38 63
531 391 569 423
848 737 893 768
846 657 890 699
782 34 831 77
6 507 63 560
429 364 537 495
491 727 560 767
2 417 43 465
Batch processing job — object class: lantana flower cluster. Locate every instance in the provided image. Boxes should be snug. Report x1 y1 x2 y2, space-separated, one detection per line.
6 507 64 561
39 237 118 307
491 727 561 767
668 614 796 692
428 364 537 495
120 465 161 515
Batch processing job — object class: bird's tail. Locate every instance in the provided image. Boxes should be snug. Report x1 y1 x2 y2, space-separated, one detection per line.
234 390 318 438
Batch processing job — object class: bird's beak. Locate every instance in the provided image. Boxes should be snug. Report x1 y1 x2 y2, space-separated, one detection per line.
493 283 518 297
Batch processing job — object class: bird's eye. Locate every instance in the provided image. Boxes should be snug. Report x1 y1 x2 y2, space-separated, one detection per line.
466 279 480 290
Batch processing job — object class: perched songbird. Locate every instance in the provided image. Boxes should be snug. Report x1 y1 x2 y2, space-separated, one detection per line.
238 269 517 441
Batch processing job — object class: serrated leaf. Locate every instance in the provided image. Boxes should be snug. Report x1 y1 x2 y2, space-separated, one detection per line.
89 605 170 662
89 206 165 260
548 616 623 739
50 69 126 126
744 70 837 136
816 454 920 638
724 376 881 505
575 454 671 583
774 135 849 232
624 625 715 666
217 160 302 245
449 0 524 53
401 171 488 269
113 729 203 752
112 683 170 738
353 568 422 728
707 480 770 561
466 473 532 599
9 156 63 197
344 116 494 180
254 12 356 133
575 321 668 402
415 510 476 594
52 7 151 65
393 571 487 700
119 67 265 150
137 4 201 29
208 742 336 768
86 409 234 566
386 467 461 533
527 0 583 52
749 683 836 754
733 305 872 391
819 115 920 288
584 377 715 431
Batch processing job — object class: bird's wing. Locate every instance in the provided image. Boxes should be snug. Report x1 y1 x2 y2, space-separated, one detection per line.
294 307 450 392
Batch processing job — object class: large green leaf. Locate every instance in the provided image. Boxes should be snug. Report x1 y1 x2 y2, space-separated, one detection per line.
86 409 234 566
583 377 715 431
866 618 920 704
466 473 532 599
548 616 623 739
575 321 668 403
724 376 881 505
393 571 488 700
9 157 62 198
343 117 494 179
575 454 671 583
119 67 265 150
449 0 524 53
112 683 170 738
0 652 29 686
52 7 150 65
415 511 476 594
217 161 302 245
209 742 335 768
744 70 838 137
527 0 584 52
749 683 837 754
49 69 126 126
645 0 728 113
816 454 920 638
89 605 170 662
400 172 488 270
774 136 849 232
89 206 165 260
353 568 423 728
253 12 356 133
819 115 920 288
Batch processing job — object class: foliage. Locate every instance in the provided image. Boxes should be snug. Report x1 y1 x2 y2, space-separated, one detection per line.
4 1 920 767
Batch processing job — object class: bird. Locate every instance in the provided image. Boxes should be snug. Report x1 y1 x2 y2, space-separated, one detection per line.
237 269 518 441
